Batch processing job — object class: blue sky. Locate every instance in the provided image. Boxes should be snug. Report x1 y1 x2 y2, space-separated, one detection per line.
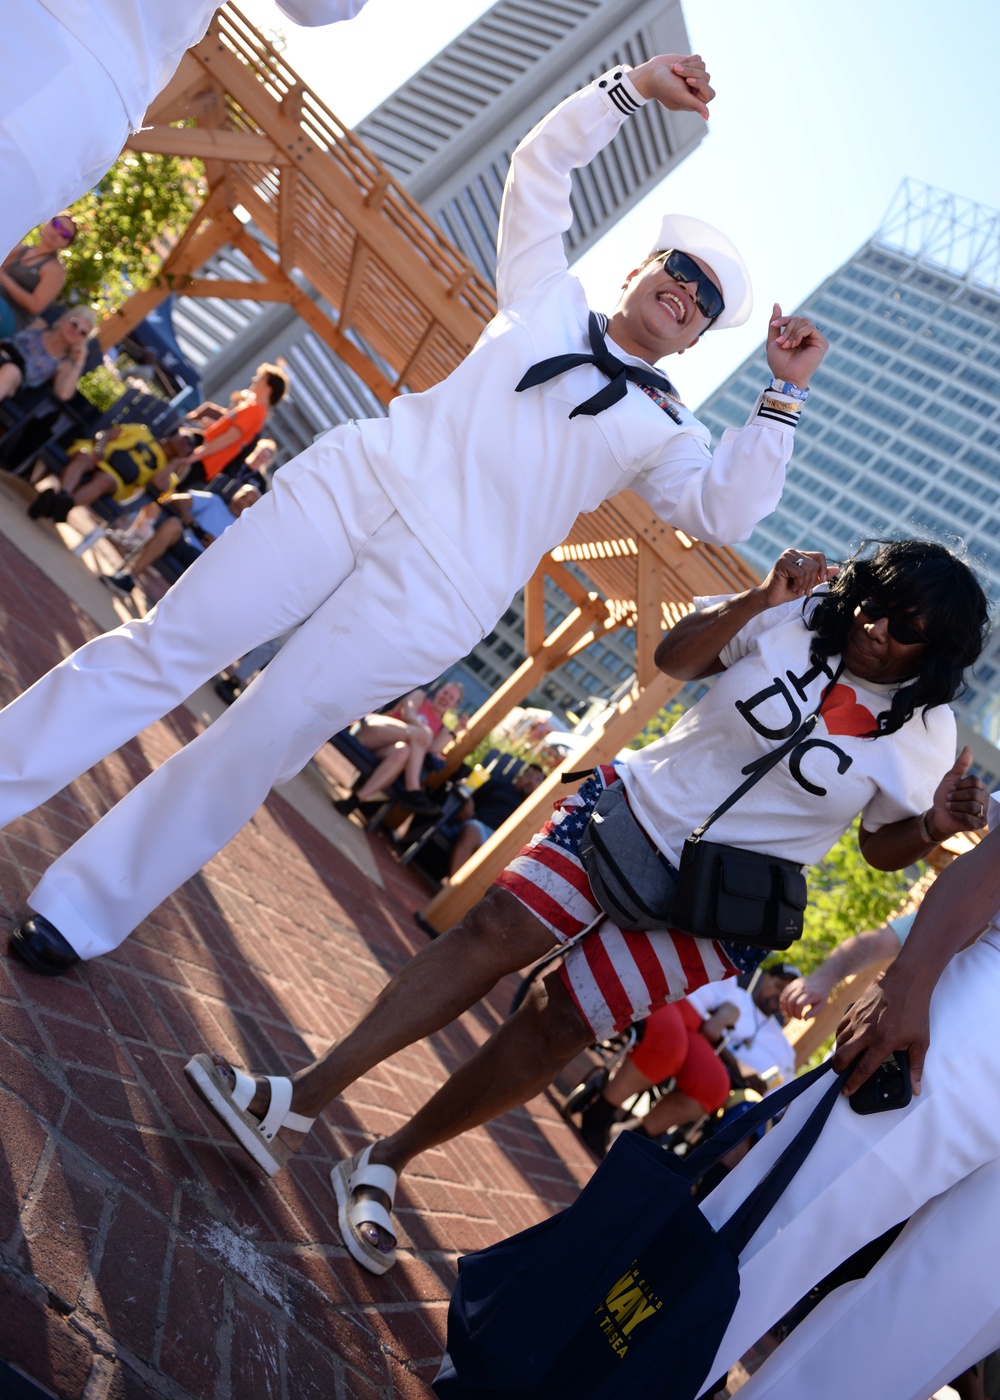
242 0 1000 406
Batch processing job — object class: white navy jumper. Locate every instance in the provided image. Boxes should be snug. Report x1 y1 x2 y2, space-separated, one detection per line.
0 69 800 958
1 0 368 252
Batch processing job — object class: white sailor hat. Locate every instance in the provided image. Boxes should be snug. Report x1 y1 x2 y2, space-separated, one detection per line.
649 214 752 330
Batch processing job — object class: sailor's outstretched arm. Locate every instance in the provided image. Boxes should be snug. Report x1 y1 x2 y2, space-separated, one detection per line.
496 55 714 309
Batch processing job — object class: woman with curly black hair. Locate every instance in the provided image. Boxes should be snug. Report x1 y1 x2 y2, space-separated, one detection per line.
181 536 991 1278
806 537 989 735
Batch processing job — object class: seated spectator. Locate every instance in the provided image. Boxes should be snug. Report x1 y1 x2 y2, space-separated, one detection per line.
579 964 799 1157
99 483 261 599
443 763 546 881
181 365 288 486
0 215 78 337
335 681 466 816
26 424 191 522
0 307 94 403
779 908 917 1021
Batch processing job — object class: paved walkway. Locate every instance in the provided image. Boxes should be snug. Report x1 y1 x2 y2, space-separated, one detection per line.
0 515 597 1400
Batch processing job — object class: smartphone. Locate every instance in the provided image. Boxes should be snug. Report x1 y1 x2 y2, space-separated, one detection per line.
849 1050 912 1115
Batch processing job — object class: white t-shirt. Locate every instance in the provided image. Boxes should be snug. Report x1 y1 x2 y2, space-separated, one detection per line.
620 594 955 869
686 977 796 1082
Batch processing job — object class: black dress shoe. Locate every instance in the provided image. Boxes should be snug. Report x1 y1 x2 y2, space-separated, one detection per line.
397 789 442 815
9 916 80 975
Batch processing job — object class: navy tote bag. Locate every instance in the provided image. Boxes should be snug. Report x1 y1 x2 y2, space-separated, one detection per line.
434 1060 845 1400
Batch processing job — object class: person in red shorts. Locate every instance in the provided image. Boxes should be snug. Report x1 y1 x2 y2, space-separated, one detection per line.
181 364 288 485
579 964 799 1156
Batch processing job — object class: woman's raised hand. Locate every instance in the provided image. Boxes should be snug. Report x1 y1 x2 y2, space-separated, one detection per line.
757 549 834 608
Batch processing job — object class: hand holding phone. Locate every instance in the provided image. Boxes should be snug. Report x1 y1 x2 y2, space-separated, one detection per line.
849 1050 912 1115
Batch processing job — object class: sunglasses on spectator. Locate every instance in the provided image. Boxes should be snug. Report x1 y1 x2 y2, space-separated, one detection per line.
51 218 75 240
66 317 91 335
658 248 726 321
858 597 927 647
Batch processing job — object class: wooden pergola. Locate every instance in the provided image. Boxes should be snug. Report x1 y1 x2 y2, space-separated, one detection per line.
105 4 761 930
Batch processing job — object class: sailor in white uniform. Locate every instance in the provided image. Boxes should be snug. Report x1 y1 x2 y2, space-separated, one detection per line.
0 0 369 255
4 54 828 973
695 792 1000 1399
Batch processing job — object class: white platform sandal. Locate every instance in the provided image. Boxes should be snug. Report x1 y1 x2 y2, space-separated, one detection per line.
331 1144 399 1275
184 1053 315 1177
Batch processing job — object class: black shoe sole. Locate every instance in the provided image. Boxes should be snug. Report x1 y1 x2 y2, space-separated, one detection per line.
8 929 79 976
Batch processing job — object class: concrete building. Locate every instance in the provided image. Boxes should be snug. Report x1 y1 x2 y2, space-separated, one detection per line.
697 178 1000 752
168 0 703 717
356 0 704 281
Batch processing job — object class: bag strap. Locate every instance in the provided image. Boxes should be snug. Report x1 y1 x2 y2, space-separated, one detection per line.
716 1067 848 1257
679 1059 832 1184
689 659 845 842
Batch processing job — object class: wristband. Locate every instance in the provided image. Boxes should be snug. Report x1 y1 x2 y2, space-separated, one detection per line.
770 377 810 401
918 809 936 844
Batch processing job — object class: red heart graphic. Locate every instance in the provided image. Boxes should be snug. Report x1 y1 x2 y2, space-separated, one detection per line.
819 683 876 738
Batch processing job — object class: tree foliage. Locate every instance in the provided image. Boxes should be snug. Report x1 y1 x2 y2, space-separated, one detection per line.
787 818 914 975
57 149 204 314
628 698 689 749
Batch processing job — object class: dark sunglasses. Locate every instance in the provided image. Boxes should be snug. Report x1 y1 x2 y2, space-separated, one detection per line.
858 597 927 647
51 217 75 240
658 248 725 322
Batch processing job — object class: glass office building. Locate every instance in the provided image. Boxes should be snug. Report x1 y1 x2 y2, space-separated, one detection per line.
698 179 1000 743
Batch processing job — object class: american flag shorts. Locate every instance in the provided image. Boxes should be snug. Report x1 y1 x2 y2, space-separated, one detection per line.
494 765 751 1041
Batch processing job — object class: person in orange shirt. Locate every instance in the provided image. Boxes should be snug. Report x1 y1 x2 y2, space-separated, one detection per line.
182 363 288 485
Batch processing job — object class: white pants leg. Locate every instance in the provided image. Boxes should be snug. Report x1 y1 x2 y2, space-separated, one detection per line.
0 428 482 955
0 7 129 251
695 934 1000 1393
733 1157 1000 1400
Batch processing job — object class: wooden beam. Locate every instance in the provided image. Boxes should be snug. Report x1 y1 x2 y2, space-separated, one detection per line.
278 167 300 274
432 596 607 783
143 53 213 125
338 239 371 334
225 226 399 404
188 30 486 350
635 539 663 688
97 191 236 348
421 669 682 931
126 126 286 165
523 565 546 656
176 278 293 301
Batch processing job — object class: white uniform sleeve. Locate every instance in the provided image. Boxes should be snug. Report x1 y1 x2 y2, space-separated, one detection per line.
275 0 369 23
496 68 646 309
631 391 802 547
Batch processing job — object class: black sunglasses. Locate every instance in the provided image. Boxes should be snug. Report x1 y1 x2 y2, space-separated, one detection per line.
858 597 927 647
658 248 725 322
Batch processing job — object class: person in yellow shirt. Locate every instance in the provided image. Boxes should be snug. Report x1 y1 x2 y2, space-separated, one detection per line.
27 423 190 522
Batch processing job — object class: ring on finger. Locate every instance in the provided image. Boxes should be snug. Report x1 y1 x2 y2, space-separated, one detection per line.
794 557 806 568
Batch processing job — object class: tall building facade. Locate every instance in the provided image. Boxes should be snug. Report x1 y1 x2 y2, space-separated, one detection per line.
168 0 703 717
356 0 704 281
697 179 1000 742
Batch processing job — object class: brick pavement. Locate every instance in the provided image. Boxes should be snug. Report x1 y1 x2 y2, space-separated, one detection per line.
0 528 599 1400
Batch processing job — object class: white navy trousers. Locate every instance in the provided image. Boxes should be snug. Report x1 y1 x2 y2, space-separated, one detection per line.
695 931 1000 1396
0 426 483 957
734 1152 1000 1400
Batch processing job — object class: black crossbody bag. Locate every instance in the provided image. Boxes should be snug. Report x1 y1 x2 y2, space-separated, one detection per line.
580 662 844 951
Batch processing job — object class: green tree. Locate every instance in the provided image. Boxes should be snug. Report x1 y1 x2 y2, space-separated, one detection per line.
58 149 204 314
788 819 914 976
628 697 689 749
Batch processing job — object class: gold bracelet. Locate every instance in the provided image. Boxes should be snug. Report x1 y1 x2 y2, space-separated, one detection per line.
760 394 802 416
918 810 935 844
